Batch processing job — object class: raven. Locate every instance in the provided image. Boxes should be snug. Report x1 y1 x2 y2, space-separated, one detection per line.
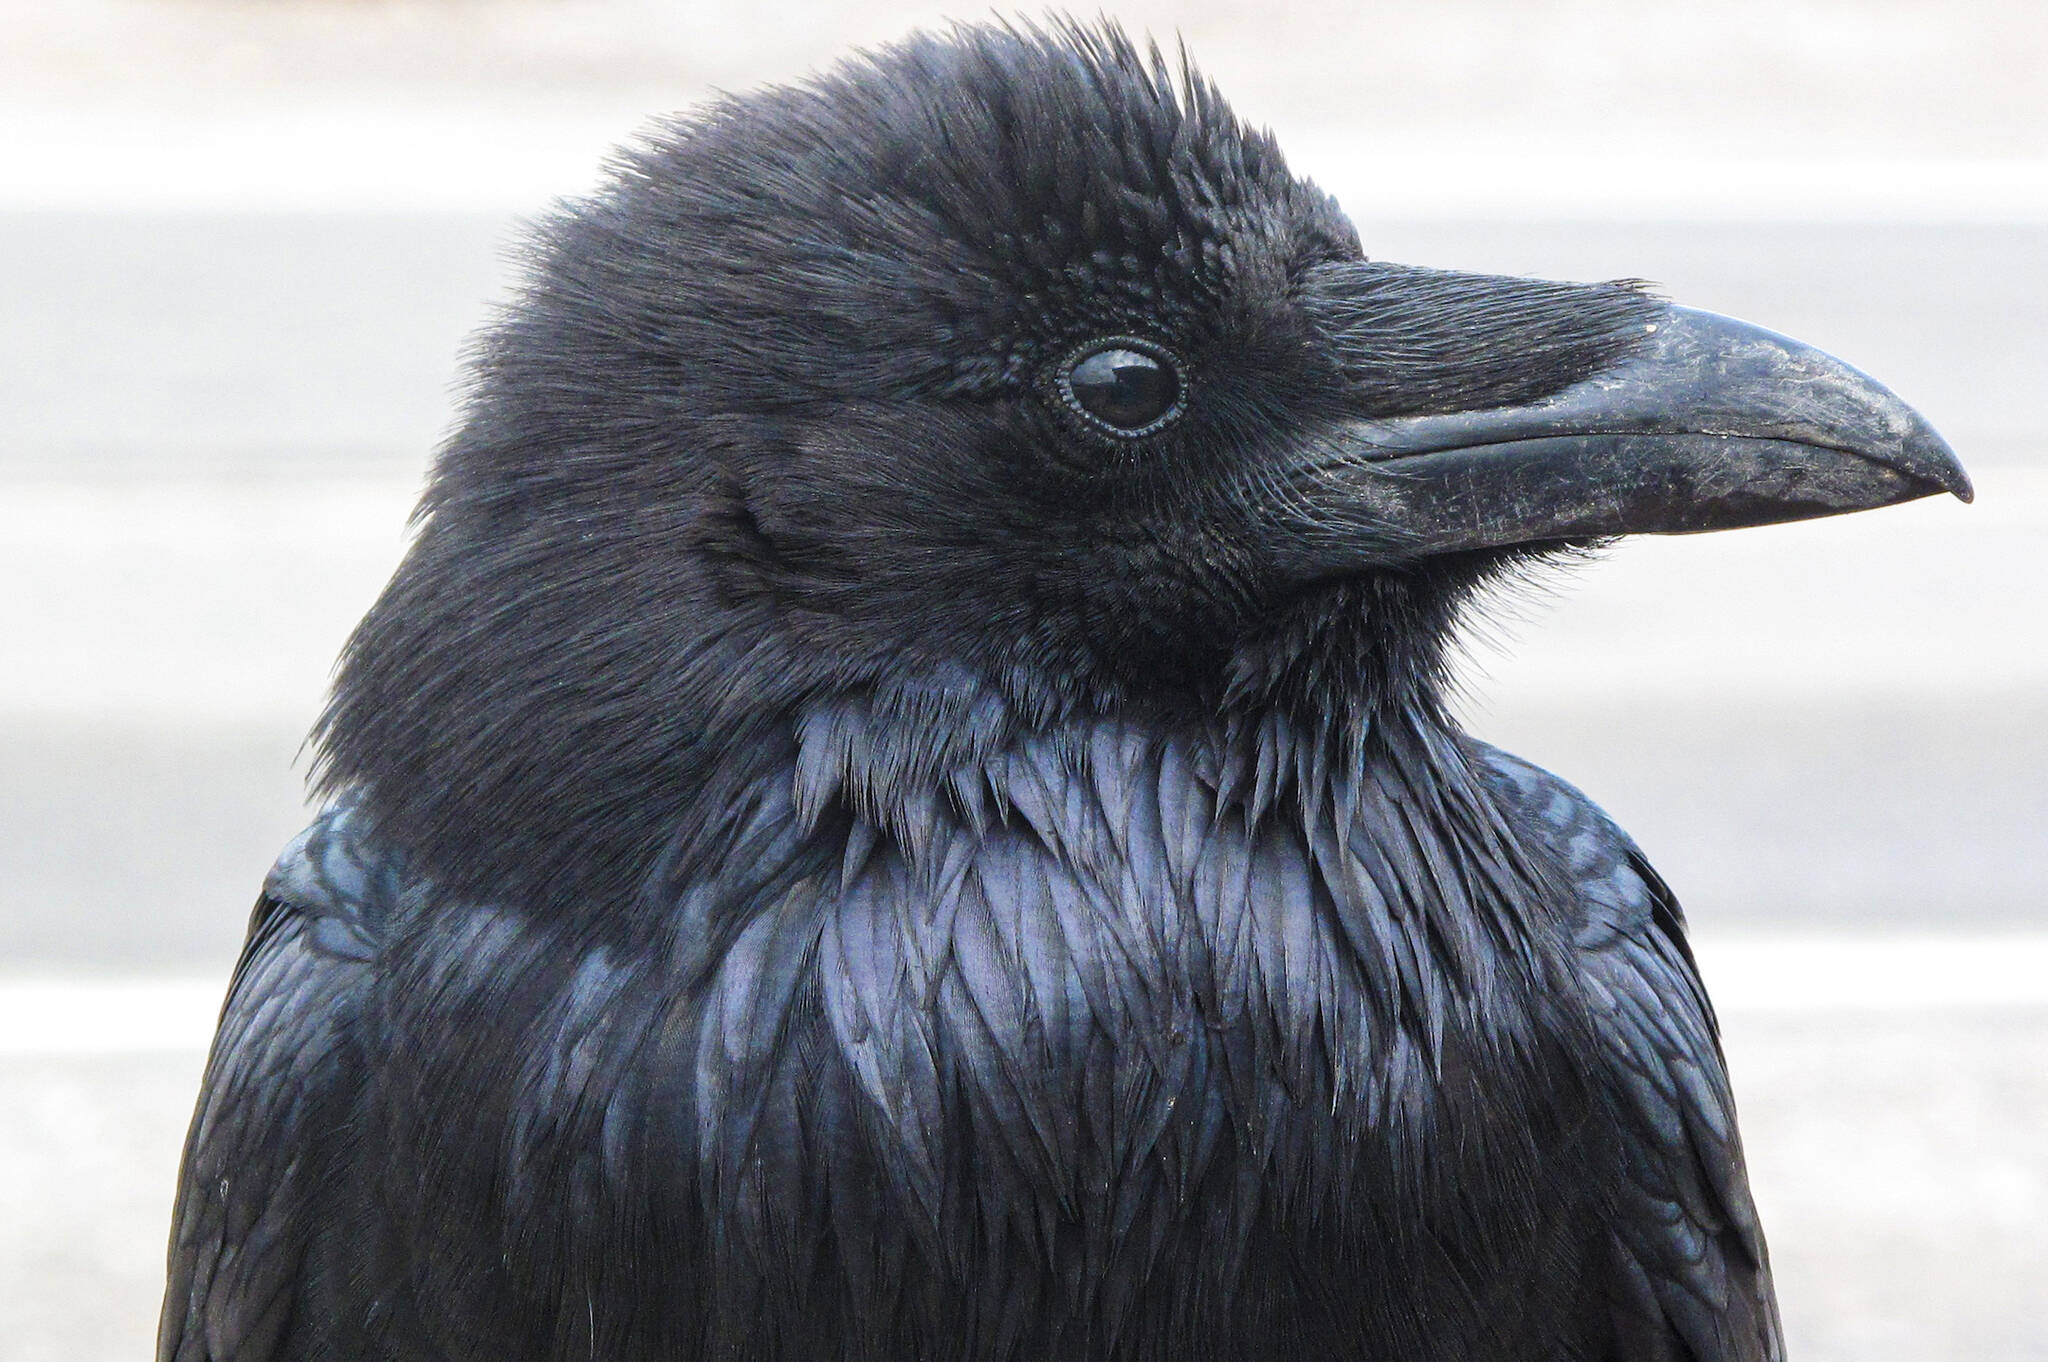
162 22 1969 1362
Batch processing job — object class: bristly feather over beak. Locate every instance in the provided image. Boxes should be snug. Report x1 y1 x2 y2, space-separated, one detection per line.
1276 268 1969 575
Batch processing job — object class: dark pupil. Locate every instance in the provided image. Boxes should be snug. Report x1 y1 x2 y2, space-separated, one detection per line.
1068 348 1177 430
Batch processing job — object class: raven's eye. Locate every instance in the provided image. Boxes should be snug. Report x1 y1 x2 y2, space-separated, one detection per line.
1057 339 1184 437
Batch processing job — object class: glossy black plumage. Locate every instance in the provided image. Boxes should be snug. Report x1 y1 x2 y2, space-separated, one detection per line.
152 20 1909 1362
166 716 1777 1361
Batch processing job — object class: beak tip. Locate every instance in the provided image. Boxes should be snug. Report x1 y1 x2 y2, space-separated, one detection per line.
1902 422 1973 504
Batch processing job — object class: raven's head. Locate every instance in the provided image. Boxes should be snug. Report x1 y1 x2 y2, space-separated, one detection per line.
321 22 1968 905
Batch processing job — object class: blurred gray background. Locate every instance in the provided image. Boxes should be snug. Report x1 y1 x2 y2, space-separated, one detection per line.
2 1 2044 1359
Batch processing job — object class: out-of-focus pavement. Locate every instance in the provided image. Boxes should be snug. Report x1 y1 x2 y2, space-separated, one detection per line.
2 2 2046 1360
8 216 2041 958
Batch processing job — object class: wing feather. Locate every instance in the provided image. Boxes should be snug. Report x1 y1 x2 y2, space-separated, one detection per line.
1474 743 1784 1362
160 801 389 1362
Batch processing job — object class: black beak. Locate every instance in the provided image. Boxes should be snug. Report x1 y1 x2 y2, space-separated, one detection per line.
1285 305 1971 565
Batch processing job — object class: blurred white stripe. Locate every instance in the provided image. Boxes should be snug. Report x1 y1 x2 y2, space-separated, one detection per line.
1692 933 2048 1016
1305 150 2048 225
5 102 2047 221
4 934 2047 1057
0 978 228 1057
